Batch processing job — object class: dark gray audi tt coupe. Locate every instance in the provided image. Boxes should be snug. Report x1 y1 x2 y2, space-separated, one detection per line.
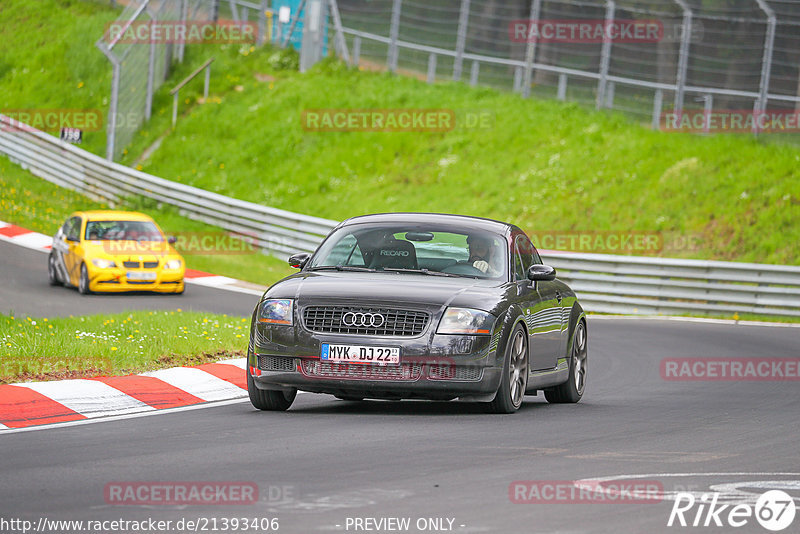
247 213 587 413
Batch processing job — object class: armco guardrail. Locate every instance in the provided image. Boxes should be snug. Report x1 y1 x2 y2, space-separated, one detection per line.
2 113 800 318
0 114 338 256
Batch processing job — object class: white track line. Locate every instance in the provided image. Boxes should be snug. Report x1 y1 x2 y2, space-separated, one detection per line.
214 358 247 369
140 367 247 402
14 380 155 418
11 233 53 250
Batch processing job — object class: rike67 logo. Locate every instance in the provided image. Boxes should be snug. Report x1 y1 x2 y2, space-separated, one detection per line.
668 490 796 531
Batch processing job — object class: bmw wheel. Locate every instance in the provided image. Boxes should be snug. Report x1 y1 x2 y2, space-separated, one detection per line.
545 320 587 404
488 323 528 414
78 263 91 295
48 254 61 286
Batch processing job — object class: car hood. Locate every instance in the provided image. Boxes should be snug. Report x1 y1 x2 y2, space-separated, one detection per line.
266 271 508 311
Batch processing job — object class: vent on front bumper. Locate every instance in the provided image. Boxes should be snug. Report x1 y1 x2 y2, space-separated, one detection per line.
302 306 429 336
428 364 483 381
257 355 296 372
301 360 422 381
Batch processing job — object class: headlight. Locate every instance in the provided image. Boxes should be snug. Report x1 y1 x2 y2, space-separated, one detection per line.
164 259 182 269
258 299 293 325
437 307 495 335
91 258 116 269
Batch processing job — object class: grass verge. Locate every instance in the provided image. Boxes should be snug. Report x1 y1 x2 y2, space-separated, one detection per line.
0 310 250 384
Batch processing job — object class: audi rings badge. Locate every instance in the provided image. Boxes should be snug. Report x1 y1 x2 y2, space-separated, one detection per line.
342 312 386 328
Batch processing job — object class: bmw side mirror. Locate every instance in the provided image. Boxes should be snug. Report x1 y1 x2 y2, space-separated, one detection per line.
527 264 556 281
288 252 311 269
167 236 177 244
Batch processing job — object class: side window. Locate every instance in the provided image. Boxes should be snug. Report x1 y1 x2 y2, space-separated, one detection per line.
514 234 535 279
325 234 365 266
65 217 81 241
513 242 526 280
531 246 543 265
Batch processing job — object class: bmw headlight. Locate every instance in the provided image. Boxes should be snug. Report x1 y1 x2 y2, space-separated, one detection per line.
437 307 495 335
91 258 116 269
164 259 182 269
258 299 294 325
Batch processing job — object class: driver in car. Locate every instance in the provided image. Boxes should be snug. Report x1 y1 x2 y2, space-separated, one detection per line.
467 234 502 276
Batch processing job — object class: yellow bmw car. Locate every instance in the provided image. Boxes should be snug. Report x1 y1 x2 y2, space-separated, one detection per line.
48 210 185 294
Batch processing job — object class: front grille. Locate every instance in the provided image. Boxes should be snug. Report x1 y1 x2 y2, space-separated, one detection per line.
303 306 429 336
428 364 483 381
143 261 159 269
301 360 422 381
123 261 139 268
257 355 296 372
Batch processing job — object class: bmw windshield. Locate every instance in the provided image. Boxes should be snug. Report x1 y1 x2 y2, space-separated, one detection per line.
308 223 508 280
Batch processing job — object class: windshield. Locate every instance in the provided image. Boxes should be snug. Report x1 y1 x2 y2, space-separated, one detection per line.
309 223 508 280
84 220 164 242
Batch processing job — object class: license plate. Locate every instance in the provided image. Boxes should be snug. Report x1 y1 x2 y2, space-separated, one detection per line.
127 271 157 280
321 344 400 365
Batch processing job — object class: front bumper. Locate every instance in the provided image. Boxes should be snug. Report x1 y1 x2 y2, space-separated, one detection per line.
87 266 185 293
248 321 504 400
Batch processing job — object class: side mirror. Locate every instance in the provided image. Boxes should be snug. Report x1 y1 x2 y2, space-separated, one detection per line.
527 264 556 282
167 236 177 244
288 252 311 269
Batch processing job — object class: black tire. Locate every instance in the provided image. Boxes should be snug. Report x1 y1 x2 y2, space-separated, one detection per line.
78 263 91 295
48 254 61 286
488 323 529 414
544 320 587 404
247 371 296 411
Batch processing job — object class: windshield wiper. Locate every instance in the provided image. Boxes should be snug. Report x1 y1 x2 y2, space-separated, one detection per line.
381 267 464 278
308 265 377 272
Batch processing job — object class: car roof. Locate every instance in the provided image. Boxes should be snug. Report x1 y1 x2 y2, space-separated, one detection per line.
340 213 512 234
71 210 155 222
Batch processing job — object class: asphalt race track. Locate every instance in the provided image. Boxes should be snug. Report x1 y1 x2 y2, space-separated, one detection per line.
0 240 259 317
1 313 798 533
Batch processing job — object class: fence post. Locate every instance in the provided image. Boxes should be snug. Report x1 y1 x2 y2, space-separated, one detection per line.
513 66 522 93
469 60 479 86
258 0 268 46
652 88 663 129
452 0 470 81
352 36 361 67
596 0 615 109
178 0 188 63
145 9 157 121
754 0 776 134
388 0 402 72
106 61 120 161
701 94 713 134
427 53 437 83
673 0 692 116
212 0 219 22
557 73 567 100
522 0 541 98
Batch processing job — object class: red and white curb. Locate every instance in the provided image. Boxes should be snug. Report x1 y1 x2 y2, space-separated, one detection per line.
0 358 248 430
0 220 266 296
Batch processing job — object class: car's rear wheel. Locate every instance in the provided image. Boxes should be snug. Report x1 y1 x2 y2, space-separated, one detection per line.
247 372 296 411
488 323 528 414
48 254 61 286
78 263 91 295
544 320 587 404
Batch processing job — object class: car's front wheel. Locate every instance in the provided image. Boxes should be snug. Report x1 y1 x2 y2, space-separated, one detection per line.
48 254 61 286
488 323 528 414
544 320 587 404
78 263 91 295
247 372 296 411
